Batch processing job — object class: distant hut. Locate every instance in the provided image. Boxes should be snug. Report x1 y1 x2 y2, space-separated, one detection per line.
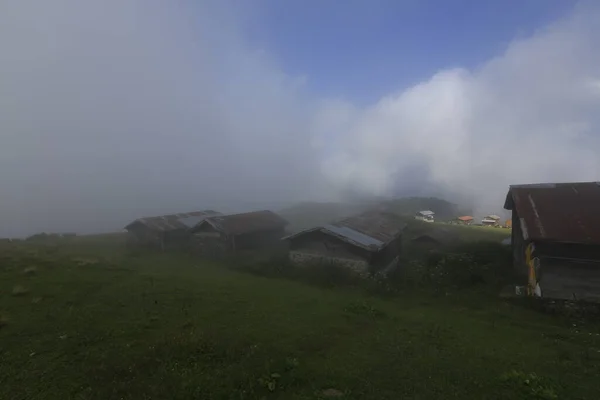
504 182 600 302
481 215 501 227
411 228 459 250
282 211 406 275
456 216 474 225
190 210 288 257
415 210 435 223
124 210 222 249
504 219 512 229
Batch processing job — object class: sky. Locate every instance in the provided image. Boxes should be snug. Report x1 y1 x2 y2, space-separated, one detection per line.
1 0 599 236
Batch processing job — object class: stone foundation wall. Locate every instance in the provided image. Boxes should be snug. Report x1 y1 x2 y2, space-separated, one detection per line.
289 251 369 274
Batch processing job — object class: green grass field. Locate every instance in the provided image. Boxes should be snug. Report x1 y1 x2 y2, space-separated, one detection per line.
1 233 599 400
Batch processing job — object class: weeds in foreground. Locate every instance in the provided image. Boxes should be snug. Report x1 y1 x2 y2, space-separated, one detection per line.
500 370 558 399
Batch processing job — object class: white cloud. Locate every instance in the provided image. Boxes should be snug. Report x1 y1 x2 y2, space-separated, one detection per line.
321 3 600 216
0 0 331 236
1 0 599 236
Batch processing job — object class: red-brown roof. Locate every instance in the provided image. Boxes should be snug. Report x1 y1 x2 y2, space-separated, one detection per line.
457 216 474 221
504 182 600 244
197 210 288 236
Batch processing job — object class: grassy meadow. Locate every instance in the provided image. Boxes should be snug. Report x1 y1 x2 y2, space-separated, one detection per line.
1 229 599 400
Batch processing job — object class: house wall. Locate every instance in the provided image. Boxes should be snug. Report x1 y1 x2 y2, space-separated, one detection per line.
191 224 228 257
371 235 402 272
511 209 527 277
288 231 372 273
233 228 286 251
126 225 161 247
539 259 600 302
535 243 600 261
192 225 286 256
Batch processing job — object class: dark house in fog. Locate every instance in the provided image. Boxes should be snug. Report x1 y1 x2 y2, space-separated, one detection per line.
189 210 288 256
125 210 222 249
504 182 600 302
411 228 459 250
282 211 406 275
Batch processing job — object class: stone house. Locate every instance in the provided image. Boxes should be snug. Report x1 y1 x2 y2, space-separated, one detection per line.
124 210 222 249
415 210 435 223
481 215 501 227
411 228 459 250
189 210 288 257
282 211 406 275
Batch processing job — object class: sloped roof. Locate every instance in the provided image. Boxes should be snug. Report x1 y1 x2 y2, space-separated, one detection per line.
412 228 459 246
486 215 501 220
282 210 406 252
457 216 474 221
125 210 222 232
194 210 288 236
504 181 600 244
417 210 435 216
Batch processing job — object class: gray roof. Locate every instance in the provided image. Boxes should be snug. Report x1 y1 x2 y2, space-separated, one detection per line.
193 210 288 235
125 210 222 232
178 215 214 228
418 210 435 216
323 224 384 248
282 210 406 252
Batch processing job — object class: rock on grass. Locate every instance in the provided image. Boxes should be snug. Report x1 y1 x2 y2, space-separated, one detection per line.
11 285 29 296
0 313 8 329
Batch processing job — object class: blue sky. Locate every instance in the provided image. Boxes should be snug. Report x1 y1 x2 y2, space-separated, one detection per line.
244 0 575 103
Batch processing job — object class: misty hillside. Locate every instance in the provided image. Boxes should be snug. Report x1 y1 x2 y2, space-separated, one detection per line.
279 202 369 233
380 197 465 221
280 197 462 233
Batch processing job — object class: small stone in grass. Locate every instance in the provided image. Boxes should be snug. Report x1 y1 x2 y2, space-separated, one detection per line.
322 388 344 397
11 285 29 296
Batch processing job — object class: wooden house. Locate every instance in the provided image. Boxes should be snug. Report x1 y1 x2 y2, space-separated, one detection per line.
481 215 501 227
411 228 459 250
282 211 406 275
504 182 600 302
124 210 222 249
456 216 474 225
189 210 288 257
415 210 435 223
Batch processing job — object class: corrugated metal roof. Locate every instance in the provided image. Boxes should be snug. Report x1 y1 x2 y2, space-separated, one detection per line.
196 210 288 236
486 215 501 220
125 210 222 232
458 216 474 221
282 210 406 252
323 224 384 248
504 181 600 244
333 210 407 245
418 210 435 216
178 215 213 228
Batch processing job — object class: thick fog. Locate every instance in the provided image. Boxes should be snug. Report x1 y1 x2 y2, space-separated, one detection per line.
1 1 599 236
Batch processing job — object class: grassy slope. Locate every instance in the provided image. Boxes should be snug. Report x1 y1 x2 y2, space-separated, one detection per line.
1 238 599 400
